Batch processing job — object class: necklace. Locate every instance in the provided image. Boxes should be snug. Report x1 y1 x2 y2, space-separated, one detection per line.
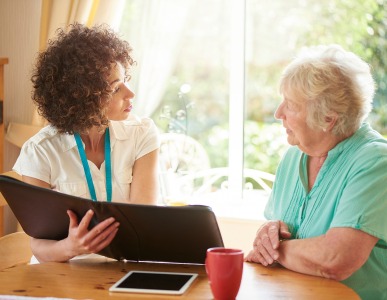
74 128 112 202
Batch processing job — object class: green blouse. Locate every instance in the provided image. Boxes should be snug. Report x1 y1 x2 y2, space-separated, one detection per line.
264 123 387 299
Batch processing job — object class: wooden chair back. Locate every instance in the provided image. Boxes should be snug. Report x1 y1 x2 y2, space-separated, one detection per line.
0 231 32 270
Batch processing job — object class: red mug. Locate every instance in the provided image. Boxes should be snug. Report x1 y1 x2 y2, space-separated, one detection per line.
205 247 244 300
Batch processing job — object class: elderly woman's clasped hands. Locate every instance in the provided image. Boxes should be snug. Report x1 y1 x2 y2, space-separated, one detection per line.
245 220 291 266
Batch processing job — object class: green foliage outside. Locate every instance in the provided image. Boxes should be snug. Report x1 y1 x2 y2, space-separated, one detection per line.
243 121 289 173
200 121 289 175
153 0 387 186
299 0 387 134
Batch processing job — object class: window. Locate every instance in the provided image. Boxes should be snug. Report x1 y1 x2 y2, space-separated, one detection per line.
119 0 387 219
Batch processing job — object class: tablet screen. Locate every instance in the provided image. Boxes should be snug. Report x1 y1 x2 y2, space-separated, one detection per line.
109 270 198 295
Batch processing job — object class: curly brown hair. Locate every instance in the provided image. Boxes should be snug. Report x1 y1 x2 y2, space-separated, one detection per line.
31 23 135 134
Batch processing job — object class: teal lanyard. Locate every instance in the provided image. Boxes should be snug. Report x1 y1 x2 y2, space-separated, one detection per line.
74 128 112 202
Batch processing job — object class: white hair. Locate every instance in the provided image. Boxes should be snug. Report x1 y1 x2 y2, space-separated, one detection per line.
280 44 375 136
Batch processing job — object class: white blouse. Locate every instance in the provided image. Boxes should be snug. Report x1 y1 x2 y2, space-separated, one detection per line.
13 115 160 203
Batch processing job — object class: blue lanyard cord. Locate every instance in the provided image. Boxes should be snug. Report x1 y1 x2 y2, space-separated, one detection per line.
74 128 112 202
104 128 112 202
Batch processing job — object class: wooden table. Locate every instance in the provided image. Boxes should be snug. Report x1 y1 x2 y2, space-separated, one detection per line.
0 257 359 299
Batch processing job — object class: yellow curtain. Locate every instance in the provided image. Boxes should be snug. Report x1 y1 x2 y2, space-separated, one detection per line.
38 0 124 51
39 0 99 51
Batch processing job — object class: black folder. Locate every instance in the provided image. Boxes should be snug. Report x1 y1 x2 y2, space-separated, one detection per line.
0 175 224 264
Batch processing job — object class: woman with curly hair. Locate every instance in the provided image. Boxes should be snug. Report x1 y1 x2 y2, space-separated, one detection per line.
13 23 160 263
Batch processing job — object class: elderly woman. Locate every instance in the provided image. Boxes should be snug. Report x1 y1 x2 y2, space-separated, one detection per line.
13 23 160 263
245 45 387 299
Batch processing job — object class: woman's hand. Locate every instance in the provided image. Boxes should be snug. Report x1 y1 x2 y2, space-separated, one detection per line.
245 220 291 266
63 209 120 259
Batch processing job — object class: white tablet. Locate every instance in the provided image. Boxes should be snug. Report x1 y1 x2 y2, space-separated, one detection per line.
109 270 198 295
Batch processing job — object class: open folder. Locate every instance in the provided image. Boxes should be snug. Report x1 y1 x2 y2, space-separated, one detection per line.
0 175 224 264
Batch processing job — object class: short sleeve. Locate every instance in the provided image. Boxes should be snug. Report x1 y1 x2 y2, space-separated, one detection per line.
135 118 160 160
13 141 51 183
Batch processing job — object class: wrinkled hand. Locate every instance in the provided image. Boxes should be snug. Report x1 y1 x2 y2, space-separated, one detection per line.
64 209 120 259
245 220 291 266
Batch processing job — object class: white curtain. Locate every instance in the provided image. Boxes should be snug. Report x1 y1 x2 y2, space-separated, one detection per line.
121 0 194 117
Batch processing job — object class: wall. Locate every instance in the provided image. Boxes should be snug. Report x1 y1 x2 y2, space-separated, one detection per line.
0 0 41 233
